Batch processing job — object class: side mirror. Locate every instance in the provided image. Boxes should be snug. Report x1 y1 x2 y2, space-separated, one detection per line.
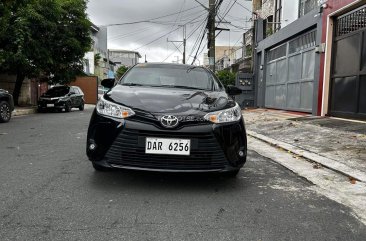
226 85 242 96
101 78 115 89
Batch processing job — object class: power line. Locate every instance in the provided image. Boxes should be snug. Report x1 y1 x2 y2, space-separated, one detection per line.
133 12 207 51
103 5 202 27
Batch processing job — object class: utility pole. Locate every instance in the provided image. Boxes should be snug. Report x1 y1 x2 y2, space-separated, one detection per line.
207 0 216 72
167 25 186 64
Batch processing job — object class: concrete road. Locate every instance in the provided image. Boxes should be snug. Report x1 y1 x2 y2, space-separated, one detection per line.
0 109 365 241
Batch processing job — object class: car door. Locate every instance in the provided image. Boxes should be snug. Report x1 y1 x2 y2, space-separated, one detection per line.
69 87 78 107
74 87 84 106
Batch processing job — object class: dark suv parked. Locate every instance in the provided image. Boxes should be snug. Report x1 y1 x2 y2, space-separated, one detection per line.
0 89 14 123
38 86 84 112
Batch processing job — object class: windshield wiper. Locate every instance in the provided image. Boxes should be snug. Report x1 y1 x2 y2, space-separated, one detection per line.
121 83 144 86
158 85 207 90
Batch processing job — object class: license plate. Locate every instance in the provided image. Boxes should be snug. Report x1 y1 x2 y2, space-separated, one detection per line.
145 137 190 155
47 104 54 107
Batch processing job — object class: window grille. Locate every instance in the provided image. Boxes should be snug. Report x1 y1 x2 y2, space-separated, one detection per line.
267 43 286 62
289 31 316 54
336 5 366 37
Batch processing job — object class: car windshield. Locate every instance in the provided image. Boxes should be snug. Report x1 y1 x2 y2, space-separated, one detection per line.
45 86 69 97
120 65 221 91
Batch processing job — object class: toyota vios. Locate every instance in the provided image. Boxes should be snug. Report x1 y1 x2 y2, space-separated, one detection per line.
86 63 247 177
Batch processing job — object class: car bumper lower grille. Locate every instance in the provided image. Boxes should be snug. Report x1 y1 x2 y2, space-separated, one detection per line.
104 129 228 170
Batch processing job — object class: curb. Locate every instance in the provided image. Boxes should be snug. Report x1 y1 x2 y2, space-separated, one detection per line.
247 130 366 183
12 108 37 117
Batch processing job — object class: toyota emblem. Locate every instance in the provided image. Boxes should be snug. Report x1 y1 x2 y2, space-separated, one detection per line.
160 115 179 128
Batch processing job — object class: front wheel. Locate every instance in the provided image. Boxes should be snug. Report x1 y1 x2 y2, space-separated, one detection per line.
64 102 71 112
0 101 11 123
79 102 84 111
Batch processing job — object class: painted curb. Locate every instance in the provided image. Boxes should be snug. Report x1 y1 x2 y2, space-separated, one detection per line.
247 130 366 183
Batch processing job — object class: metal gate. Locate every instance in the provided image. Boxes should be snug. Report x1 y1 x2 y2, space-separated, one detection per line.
265 30 316 112
330 5 366 119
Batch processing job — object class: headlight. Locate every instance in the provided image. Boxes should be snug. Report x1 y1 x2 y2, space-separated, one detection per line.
96 96 135 119
204 103 242 123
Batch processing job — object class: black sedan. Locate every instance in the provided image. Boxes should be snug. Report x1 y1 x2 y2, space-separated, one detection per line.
38 86 85 112
0 89 14 123
86 63 246 177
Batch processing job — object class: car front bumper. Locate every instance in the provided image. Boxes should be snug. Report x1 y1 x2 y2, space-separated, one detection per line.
38 100 67 109
86 110 247 172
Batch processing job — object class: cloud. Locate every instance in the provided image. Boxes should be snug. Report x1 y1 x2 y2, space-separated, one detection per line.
87 0 252 64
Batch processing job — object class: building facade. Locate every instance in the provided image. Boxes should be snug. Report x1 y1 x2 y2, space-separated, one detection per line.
319 0 366 119
83 24 112 81
252 0 366 120
109 50 142 69
253 0 321 115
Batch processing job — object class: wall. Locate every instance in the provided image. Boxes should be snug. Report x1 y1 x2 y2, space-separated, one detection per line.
282 0 299 28
0 74 32 106
71 76 98 104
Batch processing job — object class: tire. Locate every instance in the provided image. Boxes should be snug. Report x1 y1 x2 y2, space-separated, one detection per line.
92 162 111 172
0 101 11 123
64 102 71 112
79 102 84 111
37 107 44 113
224 169 240 178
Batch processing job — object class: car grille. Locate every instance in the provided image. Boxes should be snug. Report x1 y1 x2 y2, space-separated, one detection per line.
104 129 227 170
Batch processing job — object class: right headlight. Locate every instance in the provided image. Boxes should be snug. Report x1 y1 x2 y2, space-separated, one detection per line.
96 96 135 119
204 103 242 124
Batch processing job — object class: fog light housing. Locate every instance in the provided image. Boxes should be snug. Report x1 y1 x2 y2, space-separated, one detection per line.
89 143 97 151
238 150 244 157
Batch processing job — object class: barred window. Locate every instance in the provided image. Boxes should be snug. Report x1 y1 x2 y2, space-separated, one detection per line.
289 31 316 54
336 5 366 37
267 43 286 62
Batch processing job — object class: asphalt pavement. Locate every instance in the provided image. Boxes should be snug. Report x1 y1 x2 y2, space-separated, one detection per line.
0 109 365 240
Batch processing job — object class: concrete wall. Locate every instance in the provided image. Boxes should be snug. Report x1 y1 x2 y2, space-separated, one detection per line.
0 74 31 105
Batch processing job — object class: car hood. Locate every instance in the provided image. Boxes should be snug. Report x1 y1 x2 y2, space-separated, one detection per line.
105 85 235 114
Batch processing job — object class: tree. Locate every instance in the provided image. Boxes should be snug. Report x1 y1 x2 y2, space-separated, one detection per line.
116 65 129 80
0 0 91 105
216 70 236 87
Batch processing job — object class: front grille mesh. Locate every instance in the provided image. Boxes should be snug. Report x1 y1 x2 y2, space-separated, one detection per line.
104 129 227 170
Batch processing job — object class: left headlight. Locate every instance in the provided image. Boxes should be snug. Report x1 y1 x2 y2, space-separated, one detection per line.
96 96 135 119
204 103 242 124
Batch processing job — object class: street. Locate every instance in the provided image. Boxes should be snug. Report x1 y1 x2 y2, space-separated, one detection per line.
1 109 366 241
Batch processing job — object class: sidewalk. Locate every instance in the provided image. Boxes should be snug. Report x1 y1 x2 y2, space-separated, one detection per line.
243 108 366 183
12 106 37 117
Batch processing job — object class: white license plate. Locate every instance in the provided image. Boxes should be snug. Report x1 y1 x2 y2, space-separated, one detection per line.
145 137 190 155
47 104 54 107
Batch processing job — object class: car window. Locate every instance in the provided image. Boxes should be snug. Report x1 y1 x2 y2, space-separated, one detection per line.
121 66 220 91
73 87 81 94
45 86 69 97
77 87 84 95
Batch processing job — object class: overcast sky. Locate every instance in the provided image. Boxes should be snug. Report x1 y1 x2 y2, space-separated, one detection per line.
86 0 252 64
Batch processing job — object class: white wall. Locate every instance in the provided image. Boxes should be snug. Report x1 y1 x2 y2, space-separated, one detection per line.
282 0 299 28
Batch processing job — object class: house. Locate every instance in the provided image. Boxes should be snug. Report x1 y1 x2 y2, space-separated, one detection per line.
108 49 142 69
251 0 366 120
83 24 113 81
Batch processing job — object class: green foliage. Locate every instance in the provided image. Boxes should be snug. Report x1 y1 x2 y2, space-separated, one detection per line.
94 53 101 67
116 65 129 80
0 0 92 102
216 70 236 87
